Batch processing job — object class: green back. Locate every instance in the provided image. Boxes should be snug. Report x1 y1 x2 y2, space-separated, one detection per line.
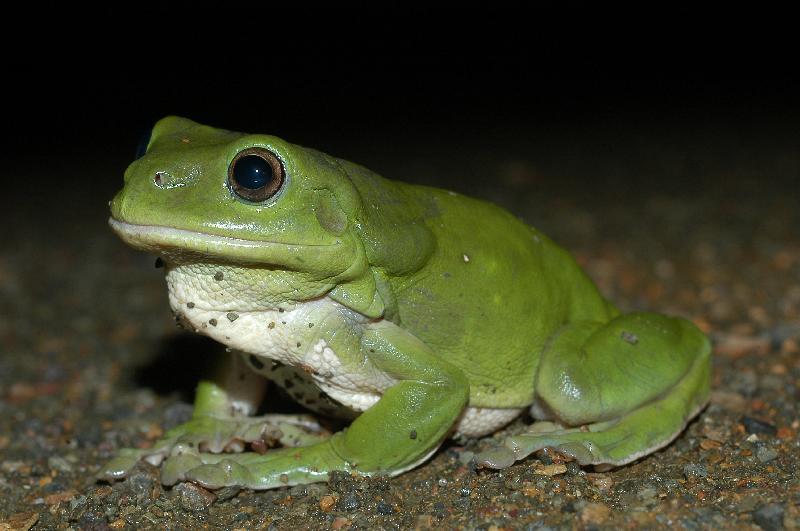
343 161 617 407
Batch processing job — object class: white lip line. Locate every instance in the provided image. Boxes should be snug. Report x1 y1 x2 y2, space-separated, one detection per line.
108 218 335 249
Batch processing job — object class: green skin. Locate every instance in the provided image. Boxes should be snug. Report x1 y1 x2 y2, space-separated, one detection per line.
103 116 711 490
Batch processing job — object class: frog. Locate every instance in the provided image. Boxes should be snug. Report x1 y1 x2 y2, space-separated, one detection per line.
102 116 711 490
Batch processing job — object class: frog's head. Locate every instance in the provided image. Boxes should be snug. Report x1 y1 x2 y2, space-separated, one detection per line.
110 116 370 297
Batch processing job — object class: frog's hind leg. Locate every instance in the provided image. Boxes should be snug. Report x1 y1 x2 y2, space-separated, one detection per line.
477 313 711 469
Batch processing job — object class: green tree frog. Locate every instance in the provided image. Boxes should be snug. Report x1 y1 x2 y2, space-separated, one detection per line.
102 116 711 490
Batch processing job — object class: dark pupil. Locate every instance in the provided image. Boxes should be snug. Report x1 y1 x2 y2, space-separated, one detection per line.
234 155 273 190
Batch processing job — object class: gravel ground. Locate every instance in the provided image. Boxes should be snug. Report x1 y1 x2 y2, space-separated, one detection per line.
1 125 798 530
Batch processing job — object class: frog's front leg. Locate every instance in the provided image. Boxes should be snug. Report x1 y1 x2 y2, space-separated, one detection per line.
166 321 470 490
99 355 326 481
478 313 711 469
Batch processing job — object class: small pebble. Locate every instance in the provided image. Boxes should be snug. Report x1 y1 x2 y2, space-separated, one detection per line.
339 493 360 512
742 416 777 436
175 482 216 512
683 463 708 479
753 503 785 531
756 446 779 463
319 495 336 512
376 501 394 515
735 495 760 513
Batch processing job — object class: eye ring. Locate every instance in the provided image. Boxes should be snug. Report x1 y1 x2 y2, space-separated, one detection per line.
228 147 285 203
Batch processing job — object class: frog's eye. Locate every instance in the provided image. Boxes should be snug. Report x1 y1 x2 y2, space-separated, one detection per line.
228 147 285 203
134 128 152 160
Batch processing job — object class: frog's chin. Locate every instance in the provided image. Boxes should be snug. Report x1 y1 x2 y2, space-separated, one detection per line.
108 217 354 274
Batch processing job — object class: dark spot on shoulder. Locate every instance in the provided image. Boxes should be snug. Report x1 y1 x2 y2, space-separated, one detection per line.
621 331 639 345
249 355 265 370
308 323 314 328
186 302 195 309
296 342 302 348
209 318 218 327
214 271 224 281
227 312 239 322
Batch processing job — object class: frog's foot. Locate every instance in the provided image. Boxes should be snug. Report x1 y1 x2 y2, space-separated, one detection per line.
99 414 329 482
477 313 711 469
477 394 709 469
159 438 350 489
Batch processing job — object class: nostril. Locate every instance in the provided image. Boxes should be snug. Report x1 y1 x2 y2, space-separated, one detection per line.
151 170 193 189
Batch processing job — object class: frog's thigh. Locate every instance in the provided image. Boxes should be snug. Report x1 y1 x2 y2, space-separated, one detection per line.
489 313 710 467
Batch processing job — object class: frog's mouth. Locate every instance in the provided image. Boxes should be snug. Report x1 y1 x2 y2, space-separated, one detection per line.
108 218 354 275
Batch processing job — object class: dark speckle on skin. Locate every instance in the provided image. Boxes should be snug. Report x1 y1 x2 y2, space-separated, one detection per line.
209 318 218 327
214 271 224 281
249 355 265 370
621 331 639 345
410 430 417 440
308 323 314 328
154 257 164 268
187 302 195 309
268 322 276 329
296 342 302 348
279 308 285 313
227 312 239 322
